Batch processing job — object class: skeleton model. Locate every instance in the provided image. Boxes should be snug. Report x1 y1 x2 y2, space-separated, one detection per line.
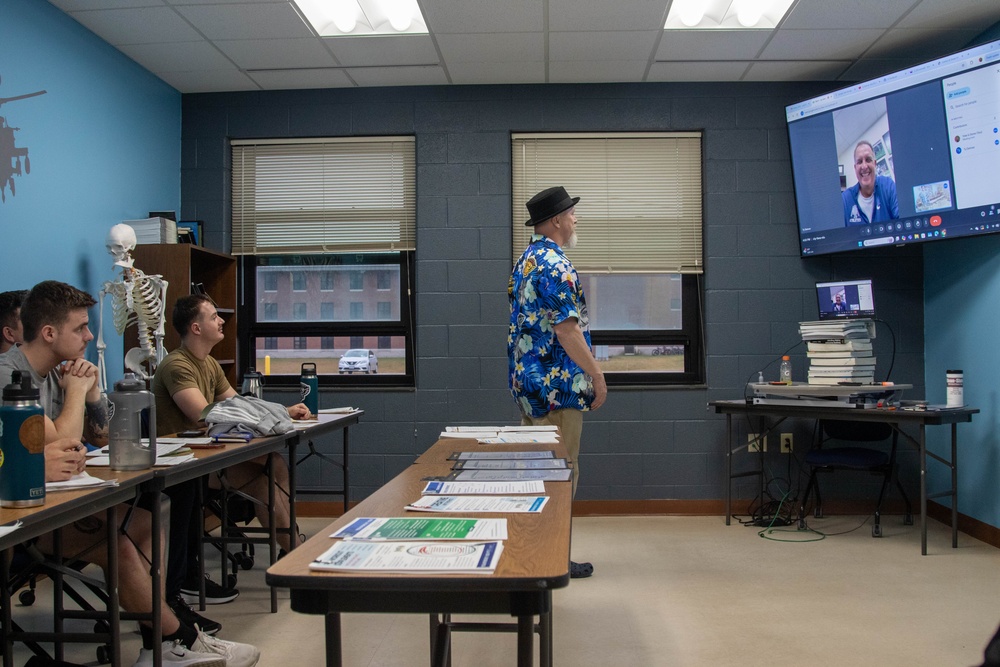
97 224 169 393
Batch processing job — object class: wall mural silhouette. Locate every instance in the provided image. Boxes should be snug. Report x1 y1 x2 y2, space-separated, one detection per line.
0 74 46 203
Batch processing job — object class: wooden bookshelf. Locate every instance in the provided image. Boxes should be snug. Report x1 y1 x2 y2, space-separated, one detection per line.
128 244 238 386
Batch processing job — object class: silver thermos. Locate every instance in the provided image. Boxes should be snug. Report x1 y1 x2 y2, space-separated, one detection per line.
241 367 263 399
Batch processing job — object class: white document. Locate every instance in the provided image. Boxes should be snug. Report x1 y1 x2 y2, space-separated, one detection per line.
318 407 360 414
440 431 498 439
406 495 549 514
450 451 554 460
445 426 503 432
421 480 546 495
499 425 559 432
453 459 567 470
477 435 560 444
450 469 573 482
310 540 504 574
46 472 118 491
87 454 195 467
88 442 190 458
0 521 22 539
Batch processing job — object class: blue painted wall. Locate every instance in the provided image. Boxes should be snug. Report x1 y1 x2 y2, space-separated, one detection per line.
924 236 1000 527
0 0 180 384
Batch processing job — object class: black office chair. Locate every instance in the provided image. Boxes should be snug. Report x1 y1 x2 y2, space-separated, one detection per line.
797 420 913 537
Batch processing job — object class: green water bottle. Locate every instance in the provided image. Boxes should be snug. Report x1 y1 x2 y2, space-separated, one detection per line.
300 362 319 415
0 371 46 508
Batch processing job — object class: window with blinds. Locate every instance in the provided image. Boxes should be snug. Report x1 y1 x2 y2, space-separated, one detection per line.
231 136 416 388
511 132 705 386
232 136 415 255
511 132 703 274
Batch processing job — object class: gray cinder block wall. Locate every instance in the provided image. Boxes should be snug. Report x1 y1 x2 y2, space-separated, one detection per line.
181 82 924 507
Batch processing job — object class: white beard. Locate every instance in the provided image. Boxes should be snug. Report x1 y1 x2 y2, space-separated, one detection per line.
565 232 578 249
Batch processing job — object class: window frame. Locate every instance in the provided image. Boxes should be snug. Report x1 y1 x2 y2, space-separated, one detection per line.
511 131 706 386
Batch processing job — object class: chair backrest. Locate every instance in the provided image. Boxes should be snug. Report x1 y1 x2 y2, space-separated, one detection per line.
821 420 893 443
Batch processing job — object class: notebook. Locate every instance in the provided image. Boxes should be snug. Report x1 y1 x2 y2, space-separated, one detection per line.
815 279 876 321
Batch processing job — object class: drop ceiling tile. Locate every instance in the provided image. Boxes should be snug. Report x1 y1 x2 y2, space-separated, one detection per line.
781 0 915 30
547 0 667 32
116 41 236 72
419 0 542 33
548 60 649 83
898 0 1000 30
173 2 313 40
156 69 260 93
656 30 771 61
65 7 203 45
215 38 336 69
345 66 449 86
435 32 544 63
647 61 751 82
549 30 659 61
447 61 545 84
50 0 159 9
762 29 886 60
837 58 916 82
743 60 850 81
866 28 984 60
248 69 355 90
325 35 439 68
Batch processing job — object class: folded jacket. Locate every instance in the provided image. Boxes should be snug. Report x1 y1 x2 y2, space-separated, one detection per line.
204 395 293 437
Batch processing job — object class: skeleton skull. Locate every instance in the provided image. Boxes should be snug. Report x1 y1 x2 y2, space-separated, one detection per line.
107 224 137 268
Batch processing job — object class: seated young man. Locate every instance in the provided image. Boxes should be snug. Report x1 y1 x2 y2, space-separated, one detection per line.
0 280 260 667
151 295 308 610
0 289 27 353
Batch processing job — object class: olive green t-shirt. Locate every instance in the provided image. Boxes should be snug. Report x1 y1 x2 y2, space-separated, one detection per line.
151 346 231 436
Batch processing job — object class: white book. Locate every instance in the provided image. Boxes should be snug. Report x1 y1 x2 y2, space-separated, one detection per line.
809 357 876 366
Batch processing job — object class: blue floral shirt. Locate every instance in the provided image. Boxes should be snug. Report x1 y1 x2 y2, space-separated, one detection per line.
508 235 595 417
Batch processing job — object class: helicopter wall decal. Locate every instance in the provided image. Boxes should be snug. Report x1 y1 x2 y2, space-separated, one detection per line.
0 74 47 203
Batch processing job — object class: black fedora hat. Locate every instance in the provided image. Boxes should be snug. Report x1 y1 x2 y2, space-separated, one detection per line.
524 186 580 226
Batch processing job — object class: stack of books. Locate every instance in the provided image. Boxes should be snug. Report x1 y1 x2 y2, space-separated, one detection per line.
124 216 177 244
799 319 876 386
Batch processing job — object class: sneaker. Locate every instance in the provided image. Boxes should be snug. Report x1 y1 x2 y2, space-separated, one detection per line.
133 639 225 667
570 560 594 579
168 593 222 635
180 573 239 605
190 626 261 667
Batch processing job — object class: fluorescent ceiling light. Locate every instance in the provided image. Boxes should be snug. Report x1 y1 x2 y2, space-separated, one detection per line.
665 0 794 29
294 0 428 36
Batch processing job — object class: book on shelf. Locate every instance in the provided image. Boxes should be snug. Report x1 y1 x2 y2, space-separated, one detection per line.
809 356 876 366
806 340 873 352
806 350 874 358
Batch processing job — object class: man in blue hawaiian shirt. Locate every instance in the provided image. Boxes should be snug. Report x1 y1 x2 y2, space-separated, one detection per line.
509 186 607 579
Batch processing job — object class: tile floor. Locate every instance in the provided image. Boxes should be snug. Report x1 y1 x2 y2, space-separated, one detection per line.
9 514 1000 666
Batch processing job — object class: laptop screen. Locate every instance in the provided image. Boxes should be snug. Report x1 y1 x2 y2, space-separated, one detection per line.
816 279 876 320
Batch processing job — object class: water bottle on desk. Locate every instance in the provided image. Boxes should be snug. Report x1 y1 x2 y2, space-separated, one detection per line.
108 373 156 471
0 371 46 507
779 355 793 385
300 362 319 415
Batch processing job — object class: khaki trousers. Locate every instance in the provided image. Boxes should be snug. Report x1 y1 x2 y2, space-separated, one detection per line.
520 409 583 498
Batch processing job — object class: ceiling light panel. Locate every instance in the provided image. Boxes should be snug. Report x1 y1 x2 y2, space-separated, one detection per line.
665 0 795 30
294 0 428 36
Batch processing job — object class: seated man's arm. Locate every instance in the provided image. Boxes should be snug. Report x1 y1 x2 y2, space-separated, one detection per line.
55 359 108 448
553 317 607 410
171 385 237 424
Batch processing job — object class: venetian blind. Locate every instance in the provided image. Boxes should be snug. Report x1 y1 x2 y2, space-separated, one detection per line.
511 133 703 274
231 136 415 255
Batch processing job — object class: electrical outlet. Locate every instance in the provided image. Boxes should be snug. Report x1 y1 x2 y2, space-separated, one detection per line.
780 433 793 454
748 434 767 452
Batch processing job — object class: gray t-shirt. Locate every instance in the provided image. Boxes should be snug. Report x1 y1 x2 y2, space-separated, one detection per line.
0 346 65 420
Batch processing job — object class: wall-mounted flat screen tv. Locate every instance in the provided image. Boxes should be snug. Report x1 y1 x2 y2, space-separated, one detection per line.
786 38 1000 257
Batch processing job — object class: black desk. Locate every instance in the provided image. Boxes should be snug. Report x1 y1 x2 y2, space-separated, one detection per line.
711 400 978 555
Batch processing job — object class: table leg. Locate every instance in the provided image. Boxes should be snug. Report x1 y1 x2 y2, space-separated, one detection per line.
2 549 13 667
287 437 298 553
151 487 163 667
267 453 278 613
951 423 959 549
725 413 732 526
920 424 927 556
516 615 534 667
106 503 122 667
431 614 451 667
326 612 342 667
539 610 552 667
342 427 351 515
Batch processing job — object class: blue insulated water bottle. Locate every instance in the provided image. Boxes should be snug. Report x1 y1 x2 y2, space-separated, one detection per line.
0 371 46 508
300 362 319 415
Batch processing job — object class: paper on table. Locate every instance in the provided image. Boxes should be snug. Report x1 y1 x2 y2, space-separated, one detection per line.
422 480 547 495
406 495 549 513
477 435 560 444
439 431 498 439
330 517 508 541
451 459 567 470
46 471 118 491
446 469 573 483
310 540 504 574
88 443 190 458
449 451 555 461
86 454 195 467
318 407 360 414
0 521 22 539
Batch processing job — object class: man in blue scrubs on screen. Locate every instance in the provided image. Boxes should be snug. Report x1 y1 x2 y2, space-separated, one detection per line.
843 140 899 226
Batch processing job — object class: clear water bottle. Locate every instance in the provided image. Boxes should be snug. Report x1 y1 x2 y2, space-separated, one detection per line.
779 355 792 384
